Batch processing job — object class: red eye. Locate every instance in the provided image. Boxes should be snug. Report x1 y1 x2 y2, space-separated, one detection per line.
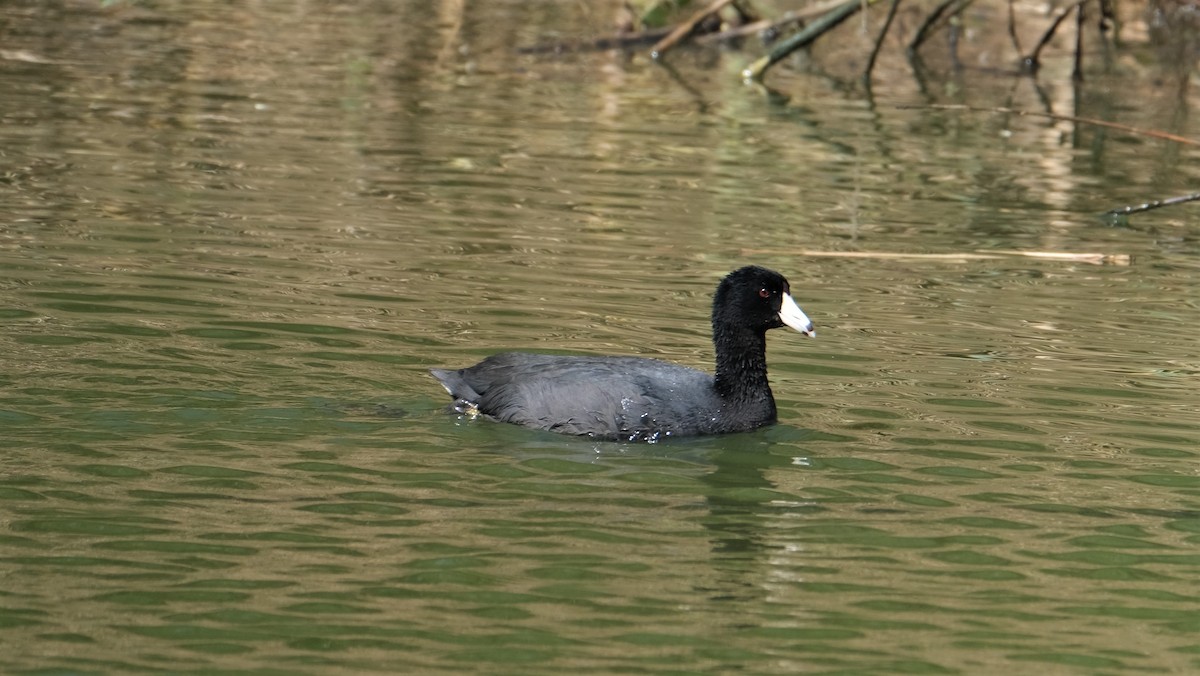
759 288 770 299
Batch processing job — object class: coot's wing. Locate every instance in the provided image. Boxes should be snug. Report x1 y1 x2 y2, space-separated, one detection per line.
437 353 716 439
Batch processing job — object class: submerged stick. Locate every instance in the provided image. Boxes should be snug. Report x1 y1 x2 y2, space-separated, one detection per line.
1104 192 1200 218
651 0 733 59
896 103 1200 146
743 0 867 81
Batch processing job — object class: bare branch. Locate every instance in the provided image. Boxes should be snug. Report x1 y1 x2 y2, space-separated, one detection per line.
1024 0 1090 73
908 0 974 56
744 250 1131 265
866 0 903 82
651 0 733 59
743 0 869 81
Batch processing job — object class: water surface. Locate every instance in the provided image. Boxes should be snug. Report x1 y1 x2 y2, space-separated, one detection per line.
2 2 1199 674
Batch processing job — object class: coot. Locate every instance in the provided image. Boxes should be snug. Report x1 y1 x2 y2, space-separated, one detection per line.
431 265 814 441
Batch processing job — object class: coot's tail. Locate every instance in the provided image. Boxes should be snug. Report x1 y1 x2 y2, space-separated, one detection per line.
430 368 482 412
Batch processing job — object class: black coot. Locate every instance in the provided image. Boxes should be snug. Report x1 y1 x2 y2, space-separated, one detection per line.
431 266 814 441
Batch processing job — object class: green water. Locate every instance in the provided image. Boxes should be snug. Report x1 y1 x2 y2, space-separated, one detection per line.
2 2 1199 674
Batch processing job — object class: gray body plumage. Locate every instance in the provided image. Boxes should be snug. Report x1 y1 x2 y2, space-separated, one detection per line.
430 266 813 442
431 352 774 441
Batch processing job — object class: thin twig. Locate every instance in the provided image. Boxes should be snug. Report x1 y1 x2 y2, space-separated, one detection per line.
696 1 849 45
865 0 902 81
986 250 1129 264
651 0 733 59
696 17 772 43
896 103 1200 146
1024 0 1090 72
744 250 1131 265
743 0 869 81
1105 192 1200 217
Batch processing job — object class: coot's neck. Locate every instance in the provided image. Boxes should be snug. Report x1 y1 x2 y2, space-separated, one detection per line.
711 324 773 404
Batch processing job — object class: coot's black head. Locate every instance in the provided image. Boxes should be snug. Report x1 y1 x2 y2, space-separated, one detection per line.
712 266 815 337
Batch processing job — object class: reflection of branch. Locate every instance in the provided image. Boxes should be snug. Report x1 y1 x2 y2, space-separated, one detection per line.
517 29 669 54
896 103 1200 146
434 0 466 69
1105 192 1200 218
654 58 712 114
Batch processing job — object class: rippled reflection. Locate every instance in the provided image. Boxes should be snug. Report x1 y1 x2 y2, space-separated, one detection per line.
2 1 1200 674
